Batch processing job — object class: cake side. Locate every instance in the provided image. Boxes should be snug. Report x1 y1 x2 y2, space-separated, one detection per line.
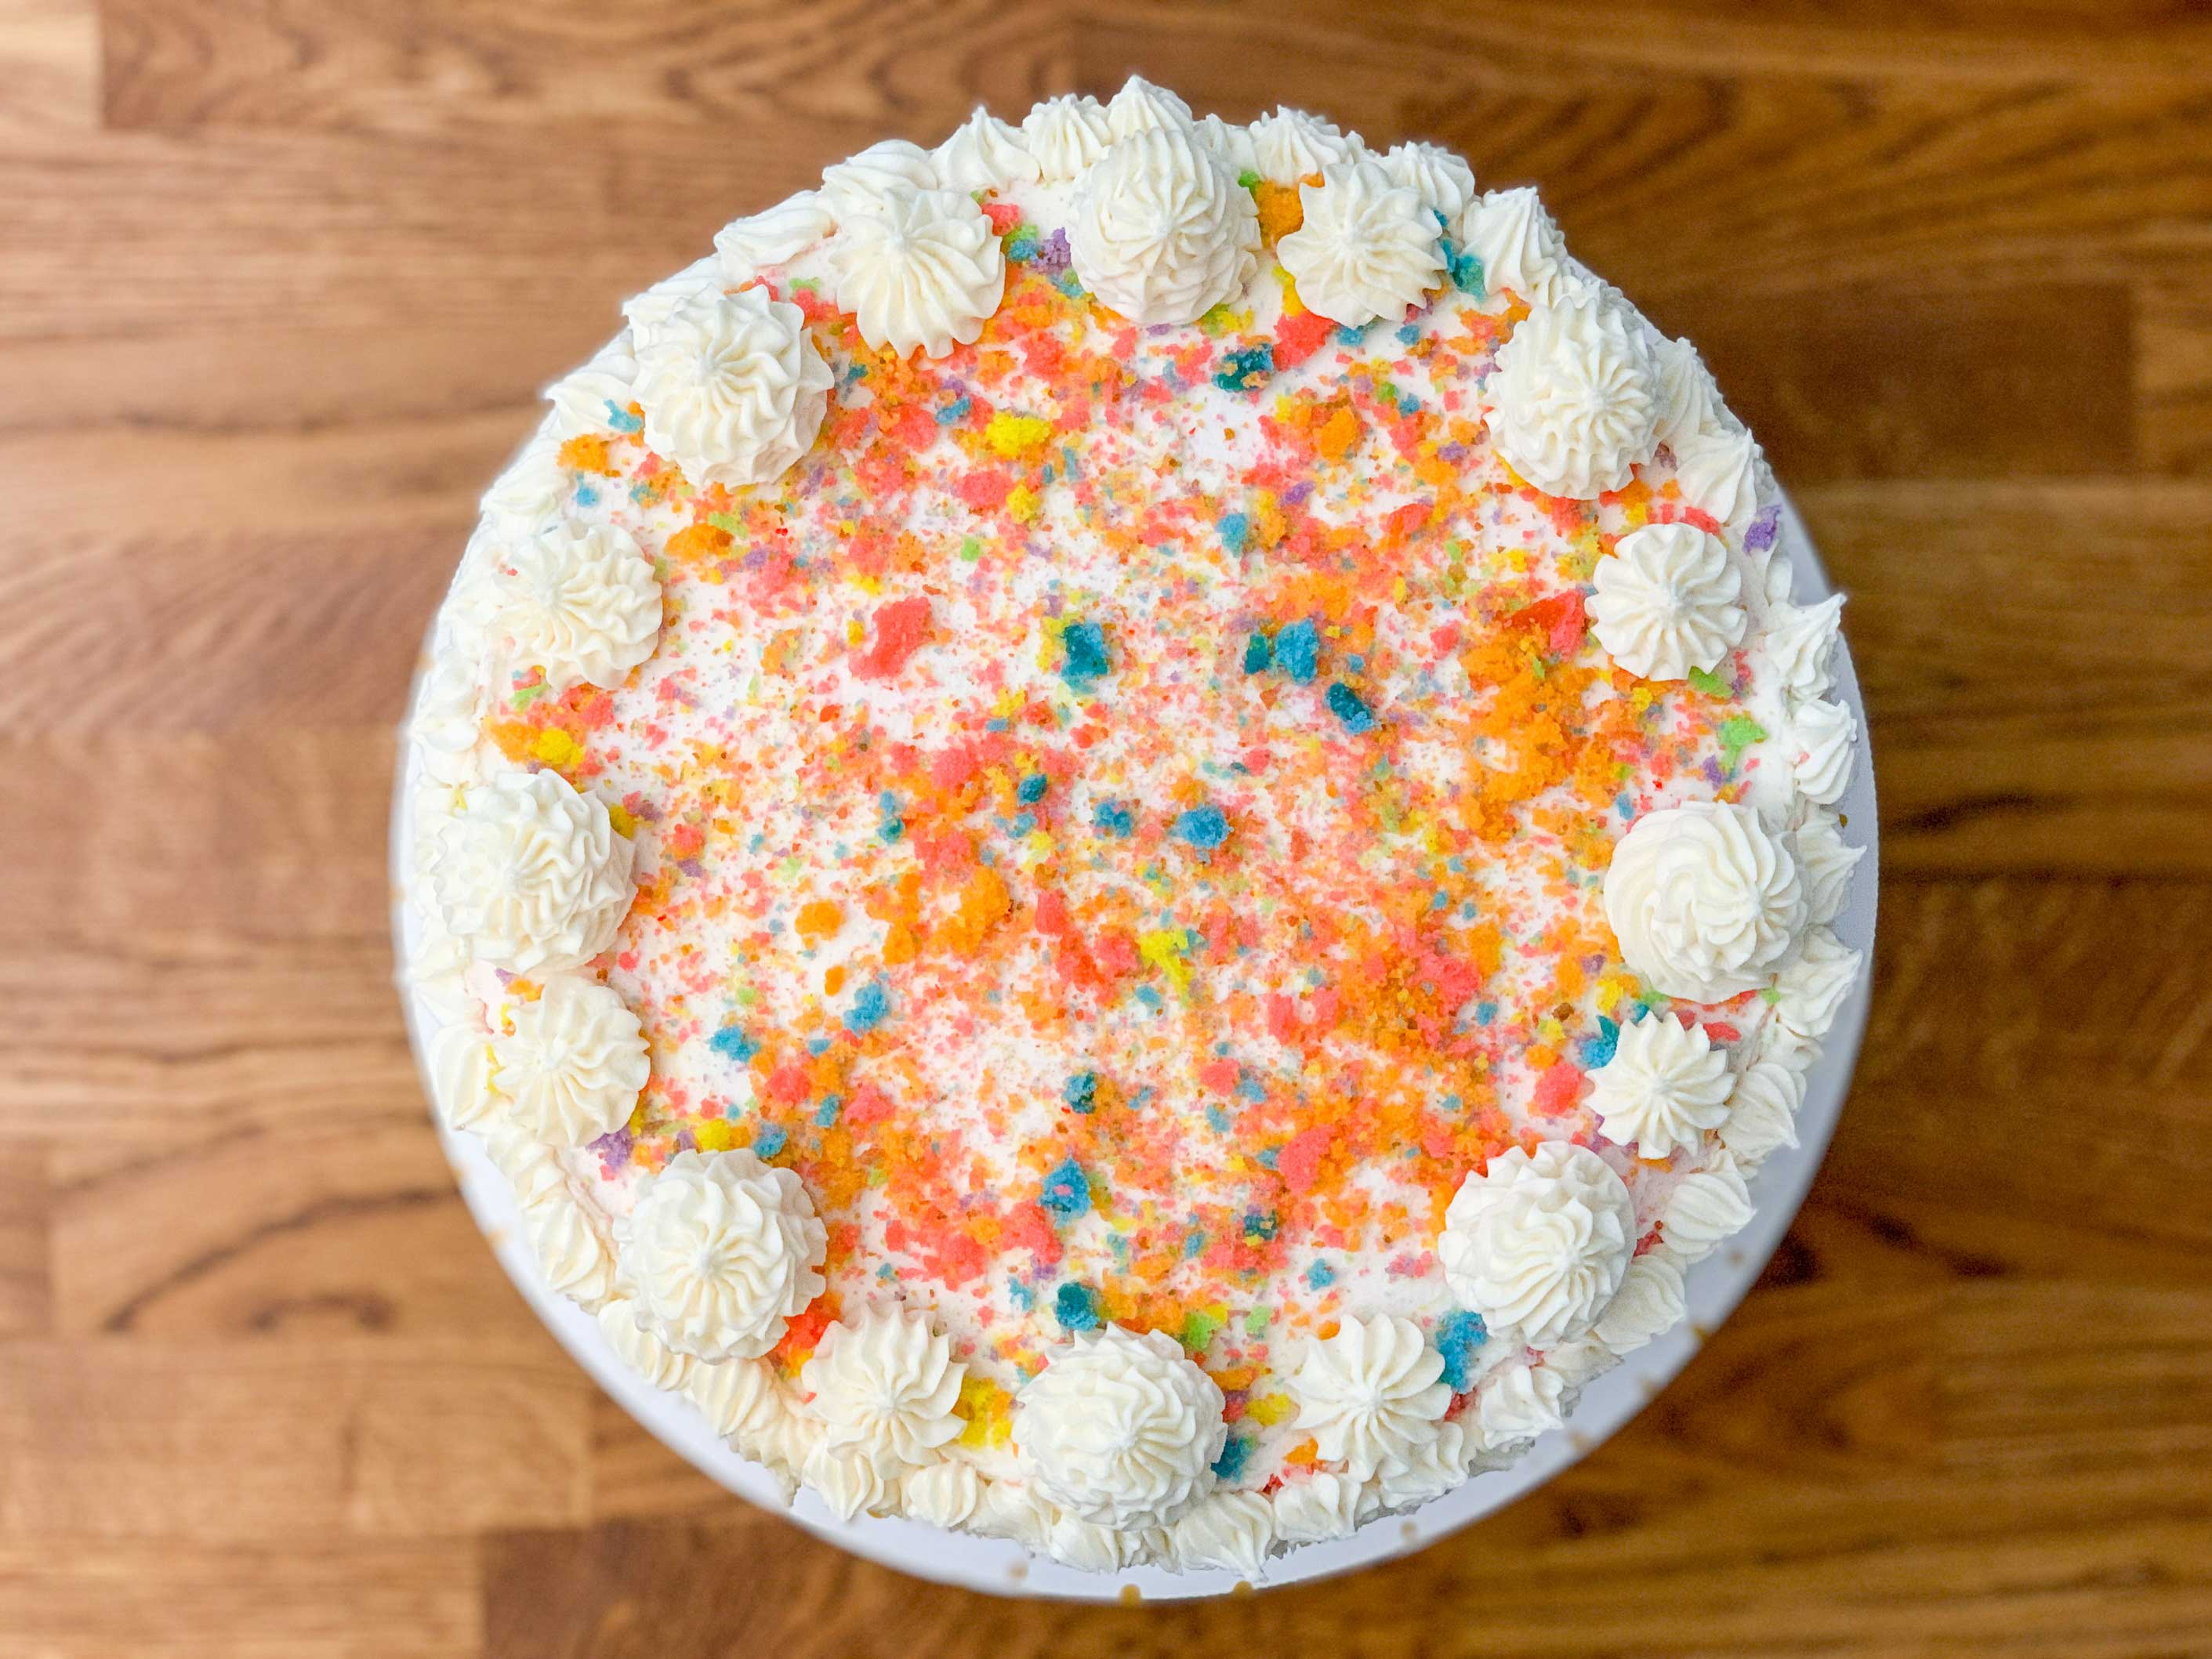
400 79 1866 1577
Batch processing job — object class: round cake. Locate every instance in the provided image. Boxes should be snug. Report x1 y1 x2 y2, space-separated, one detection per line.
401 78 1867 1577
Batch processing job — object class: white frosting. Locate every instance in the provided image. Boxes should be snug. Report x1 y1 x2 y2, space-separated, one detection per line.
430 769 633 976
1472 1362 1568 1451
1663 1171 1757 1274
408 776 464 887
1757 1014 1824 1079
1271 1470 1362 1544
933 107 1038 194
1015 1324 1225 1529
1790 697 1858 806
1369 1418 1470 1510
1588 521 1746 682
1541 1335 1617 1393
408 775 464 875
411 654 490 786
1795 810 1866 927
1104 74 1195 140
1488 281 1659 498
901 1460 986 1530
1045 1512 1134 1572
1457 187 1572 308
716 190 834 276
1759 528 1797 607
1069 125 1260 326
620 264 722 339
1587 1009 1733 1158
544 344 637 439
1286 1314 1452 1482
487 520 661 695
597 1297 694 1390
488 974 649 1146
428 1020 498 1132
517 1170 618 1309
828 187 1005 359
685 1357 785 1447
406 959 475 1032
484 1121 560 1198
803 1441 893 1522
409 773 476 876
798 1306 966 1472
1604 802 1807 1002
1674 427 1761 526
1773 925 1863 1038
479 441 571 535
1593 1248 1687 1354
1652 335 1726 449
1380 141 1476 226
1247 105 1361 183
762 1409 821 1486
632 284 832 489
1278 160 1443 328
1719 1054 1806 1163
1196 112 1258 178
615 1149 826 1360
1438 1141 1637 1347
1765 592 1846 701
1167 1491 1275 1577
818 139 938 220
1661 1152 1754 1262
435 529 505 654
976 1478 1054 1549
1021 94 1112 183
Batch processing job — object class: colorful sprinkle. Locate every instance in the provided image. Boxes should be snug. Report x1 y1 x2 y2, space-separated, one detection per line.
1209 1433 1255 1482
1061 621 1111 687
844 979 891 1036
1039 1157 1090 1218
1054 1280 1101 1331
1213 343 1275 393
1274 618 1319 683
709 1024 758 1064
1172 804 1230 851
1434 1309 1489 1390
1325 681 1376 734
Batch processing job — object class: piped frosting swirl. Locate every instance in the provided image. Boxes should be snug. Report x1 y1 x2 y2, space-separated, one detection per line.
632 284 832 489
615 1149 827 1360
430 769 633 976
1605 802 1807 1003
1278 160 1444 328
1439 1142 1637 1347
1487 281 1659 498
1070 125 1259 326
828 187 1006 359
1016 1324 1225 1530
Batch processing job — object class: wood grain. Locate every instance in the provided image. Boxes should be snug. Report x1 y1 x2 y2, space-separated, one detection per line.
1806 481 2212 876
0 1146 51 1341
2138 277 2212 473
0 1537 481 1659
3 1 2210 1655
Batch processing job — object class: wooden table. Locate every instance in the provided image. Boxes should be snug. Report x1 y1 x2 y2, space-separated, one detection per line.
5 2 2210 1654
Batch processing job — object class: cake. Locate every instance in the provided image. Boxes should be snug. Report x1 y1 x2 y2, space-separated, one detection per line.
401 78 1868 1577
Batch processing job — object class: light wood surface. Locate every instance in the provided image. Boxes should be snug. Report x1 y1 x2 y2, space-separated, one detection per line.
5 2 2211 1654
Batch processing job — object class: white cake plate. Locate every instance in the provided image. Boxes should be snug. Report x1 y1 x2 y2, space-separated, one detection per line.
393 494 1876 1601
